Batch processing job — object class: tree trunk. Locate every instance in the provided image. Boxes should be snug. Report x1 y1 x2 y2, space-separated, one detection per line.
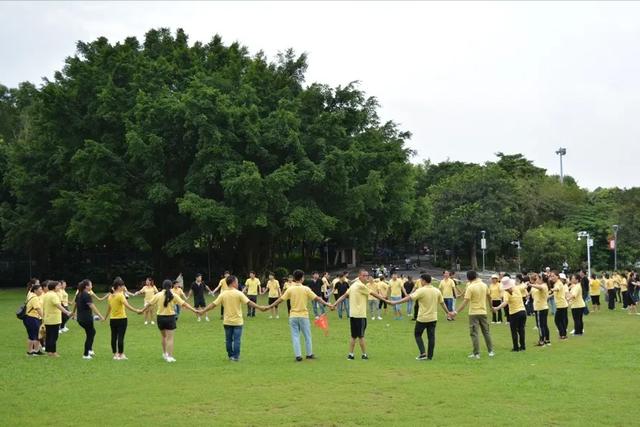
470 242 478 270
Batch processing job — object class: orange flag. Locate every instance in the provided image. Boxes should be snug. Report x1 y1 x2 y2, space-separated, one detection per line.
314 314 329 336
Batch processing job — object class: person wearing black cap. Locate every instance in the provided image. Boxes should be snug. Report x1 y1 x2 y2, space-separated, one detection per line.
187 274 212 322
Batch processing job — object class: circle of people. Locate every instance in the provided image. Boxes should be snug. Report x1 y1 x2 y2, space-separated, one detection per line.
19 267 639 363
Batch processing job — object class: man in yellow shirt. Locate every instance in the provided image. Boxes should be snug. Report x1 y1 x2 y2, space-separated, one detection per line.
376 276 390 318
452 271 494 359
389 274 451 360
438 271 458 319
589 274 602 312
333 270 389 360
201 275 266 361
212 271 231 320
266 270 332 361
603 273 616 310
388 273 408 320
266 273 282 319
243 271 261 317
58 280 71 333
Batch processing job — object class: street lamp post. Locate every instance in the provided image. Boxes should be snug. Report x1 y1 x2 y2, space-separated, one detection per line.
612 225 619 271
577 231 592 278
480 230 487 272
556 147 567 184
511 240 522 273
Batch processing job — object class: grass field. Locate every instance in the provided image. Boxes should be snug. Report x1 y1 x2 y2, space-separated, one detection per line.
1 288 639 426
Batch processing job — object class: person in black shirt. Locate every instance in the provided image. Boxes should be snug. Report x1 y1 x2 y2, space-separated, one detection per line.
579 270 591 315
307 272 325 319
72 279 104 359
187 274 213 322
403 276 415 317
335 274 350 319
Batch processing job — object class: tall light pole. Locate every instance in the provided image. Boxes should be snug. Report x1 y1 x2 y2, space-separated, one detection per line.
577 231 592 278
480 230 487 272
612 225 619 271
511 240 522 273
556 147 567 184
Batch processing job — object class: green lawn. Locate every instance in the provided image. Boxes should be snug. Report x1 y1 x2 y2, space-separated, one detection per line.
1 289 638 426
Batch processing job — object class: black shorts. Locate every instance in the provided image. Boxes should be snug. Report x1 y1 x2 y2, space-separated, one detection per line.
24 316 41 340
350 317 367 339
268 297 278 305
157 315 177 331
194 299 206 309
591 295 600 305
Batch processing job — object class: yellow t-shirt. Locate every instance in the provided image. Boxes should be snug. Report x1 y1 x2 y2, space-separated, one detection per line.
613 277 621 289
26 294 42 319
531 285 549 311
569 285 585 309
173 287 186 299
108 293 127 319
553 281 568 309
213 289 250 326
150 290 185 316
57 289 69 305
414 279 423 289
589 279 601 296
346 280 371 318
142 285 158 303
463 280 489 315
267 280 281 298
42 291 62 325
619 278 628 292
281 283 317 318
517 284 528 298
377 281 389 297
489 282 502 300
283 281 293 291
389 279 404 297
245 278 261 296
367 281 379 301
503 287 525 314
439 278 456 298
411 286 444 323
218 277 229 291
605 279 615 290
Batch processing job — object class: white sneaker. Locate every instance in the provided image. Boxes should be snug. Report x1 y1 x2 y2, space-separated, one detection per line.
113 355 120 360
491 321 496 324
82 355 92 360
269 316 273 319
205 317 210 322
162 353 168 360
119 354 128 360
468 353 480 359
276 316 279 319
377 316 383 320
488 351 495 357
371 317 375 320
62 327 69 332
144 321 148 325
88 350 95 356
166 356 176 363
570 329 575 335
197 317 201 322
150 321 155 325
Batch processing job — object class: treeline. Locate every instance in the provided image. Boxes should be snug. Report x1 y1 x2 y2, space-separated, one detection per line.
0 28 638 286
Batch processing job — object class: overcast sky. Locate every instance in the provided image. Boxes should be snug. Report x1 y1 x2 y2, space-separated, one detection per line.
2 1 639 189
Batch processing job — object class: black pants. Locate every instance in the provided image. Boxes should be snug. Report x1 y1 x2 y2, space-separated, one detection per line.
504 305 510 322
78 320 96 356
248 295 257 317
571 308 584 335
509 310 526 351
413 301 419 320
110 318 127 354
286 300 291 313
607 289 616 310
555 307 568 337
45 324 60 353
379 300 387 309
536 309 550 343
491 300 503 322
414 321 437 359
61 306 70 328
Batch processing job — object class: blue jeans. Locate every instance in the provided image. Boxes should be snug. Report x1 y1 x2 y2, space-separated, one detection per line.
444 298 454 312
289 317 312 357
368 300 379 318
407 299 414 316
312 300 326 317
338 299 350 319
583 295 590 315
548 297 556 315
174 304 181 319
391 296 402 314
224 325 243 359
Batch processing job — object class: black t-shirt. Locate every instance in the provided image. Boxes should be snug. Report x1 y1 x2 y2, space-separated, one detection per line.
336 281 349 297
191 282 205 299
404 281 414 294
76 291 94 323
580 276 590 297
308 279 323 297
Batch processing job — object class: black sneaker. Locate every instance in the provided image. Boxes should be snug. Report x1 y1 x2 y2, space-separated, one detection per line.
295 356 303 362
347 354 355 360
416 354 428 361
361 354 369 360
306 354 315 360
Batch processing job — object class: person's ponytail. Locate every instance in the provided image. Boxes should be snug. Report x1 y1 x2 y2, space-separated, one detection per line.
162 279 174 307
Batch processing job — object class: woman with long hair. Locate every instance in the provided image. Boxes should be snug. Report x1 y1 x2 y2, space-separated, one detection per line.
529 273 550 346
105 277 143 360
134 277 158 325
23 283 44 356
71 279 105 359
493 278 526 352
42 281 73 357
142 279 199 363
567 274 585 336
551 272 569 340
